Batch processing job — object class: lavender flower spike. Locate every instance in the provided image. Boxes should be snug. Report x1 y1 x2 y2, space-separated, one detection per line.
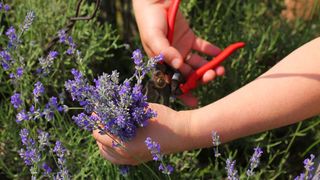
145 137 174 175
6 26 17 45
211 130 221 158
304 154 315 172
21 11 36 32
294 154 316 180
11 93 22 109
4 4 10 11
145 137 162 161
246 147 263 176
132 49 143 66
225 158 239 180
53 141 70 179
58 29 67 43
33 81 45 100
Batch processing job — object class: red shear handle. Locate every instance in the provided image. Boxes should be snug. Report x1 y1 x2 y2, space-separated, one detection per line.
167 0 181 44
179 42 245 94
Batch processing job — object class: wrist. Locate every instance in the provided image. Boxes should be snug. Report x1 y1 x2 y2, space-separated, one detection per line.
187 105 223 150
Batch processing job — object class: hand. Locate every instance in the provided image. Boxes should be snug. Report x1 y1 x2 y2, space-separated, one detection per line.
132 0 225 106
92 103 192 165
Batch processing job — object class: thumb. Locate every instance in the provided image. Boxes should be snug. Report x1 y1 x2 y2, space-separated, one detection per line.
146 29 183 69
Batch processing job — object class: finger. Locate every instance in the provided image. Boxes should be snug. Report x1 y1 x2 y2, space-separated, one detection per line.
185 53 208 69
93 129 114 147
201 66 225 84
201 69 216 84
215 66 225 76
192 37 221 56
179 63 193 77
97 141 131 165
144 29 183 69
178 92 198 107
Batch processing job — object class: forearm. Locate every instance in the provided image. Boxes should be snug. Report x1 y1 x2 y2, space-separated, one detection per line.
187 37 320 149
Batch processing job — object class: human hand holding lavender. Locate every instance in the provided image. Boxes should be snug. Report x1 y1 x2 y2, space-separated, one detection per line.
93 103 191 165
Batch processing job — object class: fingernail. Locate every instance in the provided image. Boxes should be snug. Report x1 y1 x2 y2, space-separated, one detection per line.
172 59 181 69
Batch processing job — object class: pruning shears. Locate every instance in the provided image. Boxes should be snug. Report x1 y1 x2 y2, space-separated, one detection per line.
146 0 245 105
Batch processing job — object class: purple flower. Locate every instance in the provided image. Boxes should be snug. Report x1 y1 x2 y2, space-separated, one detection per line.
0 50 11 61
20 129 30 146
304 154 315 172
0 3 2 10
294 173 305 180
9 73 15 79
159 164 174 175
0 51 12 70
16 67 23 77
11 93 22 109
58 30 67 43
19 148 40 166
66 36 76 55
225 158 239 180
4 4 10 11
6 26 17 45
119 166 130 176
37 130 50 149
48 51 58 61
33 81 45 99
65 50 159 141
16 110 29 123
211 130 221 158
65 69 94 113
53 141 69 179
39 51 59 74
42 163 52 176
72 113 95 131
295 154 316 180
132 50 163 83
247 147 263 176
21 11 35 32
42 96 61 121
145 137 174 175
145 137 162 161
132 49 143 66
19 129 40 166
53 141 67 159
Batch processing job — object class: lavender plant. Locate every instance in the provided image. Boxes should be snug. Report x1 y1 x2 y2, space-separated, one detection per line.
295 154 316 180
225 158 239 180
145 137 174 175
212 130 221 158
1 7 72 179
246 147 263 177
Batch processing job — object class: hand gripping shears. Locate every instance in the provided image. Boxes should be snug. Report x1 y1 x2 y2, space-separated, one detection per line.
146 0 245 104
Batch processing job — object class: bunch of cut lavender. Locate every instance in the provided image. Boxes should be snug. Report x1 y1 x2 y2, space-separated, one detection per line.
65 49 163 142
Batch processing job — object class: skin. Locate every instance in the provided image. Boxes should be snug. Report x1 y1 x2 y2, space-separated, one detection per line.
94 37 320 165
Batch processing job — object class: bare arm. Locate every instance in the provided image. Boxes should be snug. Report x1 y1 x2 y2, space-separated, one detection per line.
188 37 320 149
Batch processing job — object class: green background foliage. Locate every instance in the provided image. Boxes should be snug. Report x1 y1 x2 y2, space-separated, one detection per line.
0 0 319 179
